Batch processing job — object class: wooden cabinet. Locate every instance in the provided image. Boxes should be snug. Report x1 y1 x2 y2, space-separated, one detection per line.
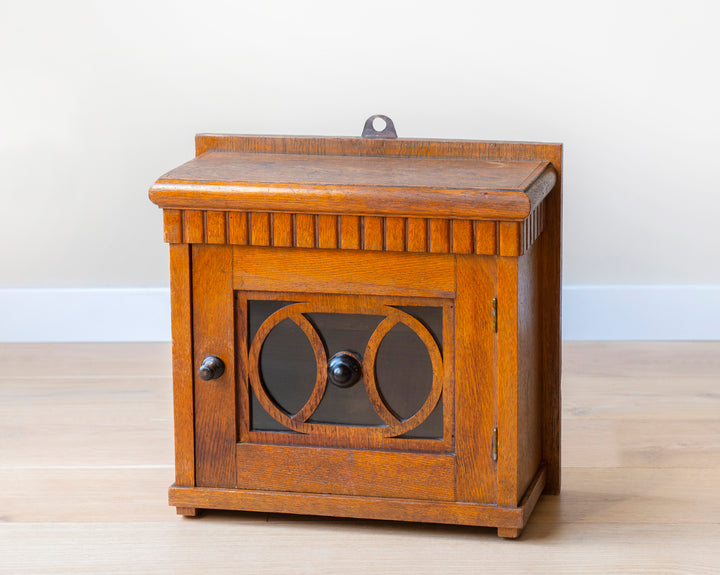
149 118 562 538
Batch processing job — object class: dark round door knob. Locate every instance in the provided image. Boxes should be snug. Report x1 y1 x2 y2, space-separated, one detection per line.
327 352 362 388
198 356 225 381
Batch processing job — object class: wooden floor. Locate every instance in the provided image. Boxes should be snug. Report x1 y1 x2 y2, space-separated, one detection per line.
1 342 719 574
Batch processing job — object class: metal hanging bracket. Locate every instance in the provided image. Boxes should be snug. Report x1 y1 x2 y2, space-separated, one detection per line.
361 115 398 139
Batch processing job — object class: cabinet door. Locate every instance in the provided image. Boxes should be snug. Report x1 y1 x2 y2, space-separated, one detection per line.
191 246 497 504
236 290 454 500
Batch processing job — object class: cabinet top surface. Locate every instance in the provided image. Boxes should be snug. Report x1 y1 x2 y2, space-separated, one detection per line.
148 135 560 219
157 151 546 192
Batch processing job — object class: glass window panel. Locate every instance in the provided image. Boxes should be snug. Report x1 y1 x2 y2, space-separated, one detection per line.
396 305 443 352
375 323 434 420
307 313 385 426
399 398 443 439
246 299 444 439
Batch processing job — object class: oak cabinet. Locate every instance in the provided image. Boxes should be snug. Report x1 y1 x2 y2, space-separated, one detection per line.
149 117 562 538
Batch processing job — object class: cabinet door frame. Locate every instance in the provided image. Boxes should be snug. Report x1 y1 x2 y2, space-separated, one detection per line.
189 245 498 504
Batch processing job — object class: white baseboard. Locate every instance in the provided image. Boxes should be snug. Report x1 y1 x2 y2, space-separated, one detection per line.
562 285 720 340
0 286 718 342
0 288 170 343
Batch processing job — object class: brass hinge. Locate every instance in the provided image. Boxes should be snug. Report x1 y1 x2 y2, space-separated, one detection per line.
491 427 498 462
492 298 498 333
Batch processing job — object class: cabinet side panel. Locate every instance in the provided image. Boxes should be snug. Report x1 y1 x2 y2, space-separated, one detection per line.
192 245 236 488
455 255 497 503
169 244 194 486
540 184 562 495
517 241 543 499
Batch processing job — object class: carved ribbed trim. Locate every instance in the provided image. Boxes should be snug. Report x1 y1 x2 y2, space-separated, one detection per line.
522 201 545 254
162 204 546 257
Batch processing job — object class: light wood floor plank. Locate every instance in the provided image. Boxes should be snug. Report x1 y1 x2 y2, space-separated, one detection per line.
0 523 718 574
563 341 720 379
563 419 720 468
0 468 176 523
531 467 720 524
562 375 720 420
1 342 718 573
0 343 171 379
0 377 173 468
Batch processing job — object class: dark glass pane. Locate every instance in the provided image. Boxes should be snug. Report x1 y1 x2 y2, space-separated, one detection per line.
400 398 443 439
396 305 443 352
375 323 433 419
250 387 289 432
252 317 317 430
307 313 385 426
246 300 444 439
248 300 295 341
384 306 444 439
306 313 384 357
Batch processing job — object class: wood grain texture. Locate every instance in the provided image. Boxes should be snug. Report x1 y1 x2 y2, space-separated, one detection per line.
516 241 543 500
454 255 497 504
451 220 473 255
169 244 194 487
517 463 546 527
407 218 427 252
295 213 316 248
236 444 455 501
148 132 563 535
163 209 182 243
474 221 498 255
235 295 250 444
271 212 293 247
385 217 406 252
169 485 527 529
363 216 384 250
340 215 361 249
232 247 456 298
249 212 270 246
499 222 522 257
205 211 226 244
429 219 450 253
538 145 563 496
497 256 519 506
150 149 557 220
523 202 545 254
191 245 236 488
227 211 248 245
183 210 204 244
317 215 338 249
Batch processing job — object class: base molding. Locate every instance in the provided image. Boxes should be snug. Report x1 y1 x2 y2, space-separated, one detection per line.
169 464 546 537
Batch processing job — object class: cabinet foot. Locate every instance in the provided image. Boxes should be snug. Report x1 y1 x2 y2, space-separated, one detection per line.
497 527 522 539
176 507 201 517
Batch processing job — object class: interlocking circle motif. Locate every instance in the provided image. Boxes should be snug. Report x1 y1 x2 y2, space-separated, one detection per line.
248 301 443 438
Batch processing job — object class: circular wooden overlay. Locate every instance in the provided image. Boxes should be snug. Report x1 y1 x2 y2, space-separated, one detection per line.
248 302 443 438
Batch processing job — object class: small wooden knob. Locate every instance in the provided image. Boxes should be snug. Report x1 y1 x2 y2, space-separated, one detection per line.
198 356 225 381
327 352 362 388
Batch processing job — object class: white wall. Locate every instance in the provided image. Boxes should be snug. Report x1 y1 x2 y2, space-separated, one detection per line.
1 1 719 339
